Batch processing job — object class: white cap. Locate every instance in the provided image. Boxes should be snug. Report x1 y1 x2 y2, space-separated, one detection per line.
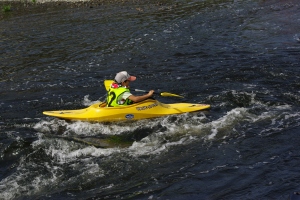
114 71 136 83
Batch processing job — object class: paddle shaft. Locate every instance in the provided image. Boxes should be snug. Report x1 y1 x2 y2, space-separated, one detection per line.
134 89 155 93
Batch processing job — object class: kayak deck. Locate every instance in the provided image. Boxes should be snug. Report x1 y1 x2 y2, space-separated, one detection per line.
43 100 210 122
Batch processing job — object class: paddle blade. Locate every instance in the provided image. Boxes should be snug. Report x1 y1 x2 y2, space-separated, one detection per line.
104 80 114 91
160 92 184 98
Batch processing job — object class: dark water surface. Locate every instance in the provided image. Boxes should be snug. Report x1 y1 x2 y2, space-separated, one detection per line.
1 0 300 199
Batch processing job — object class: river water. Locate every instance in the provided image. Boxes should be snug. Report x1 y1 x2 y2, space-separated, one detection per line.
1 0 300 199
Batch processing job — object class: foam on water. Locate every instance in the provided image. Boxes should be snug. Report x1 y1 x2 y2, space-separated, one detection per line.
33 135 120 162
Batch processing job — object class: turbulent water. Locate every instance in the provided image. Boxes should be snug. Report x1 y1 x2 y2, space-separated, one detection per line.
1 0 300 199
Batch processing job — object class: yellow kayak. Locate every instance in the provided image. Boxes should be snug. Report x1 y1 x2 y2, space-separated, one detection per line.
43 99 210 122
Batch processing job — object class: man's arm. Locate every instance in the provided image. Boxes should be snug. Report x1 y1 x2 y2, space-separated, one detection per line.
128 90 154 103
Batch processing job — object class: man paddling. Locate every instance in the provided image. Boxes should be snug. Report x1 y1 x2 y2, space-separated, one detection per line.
106 71 154 107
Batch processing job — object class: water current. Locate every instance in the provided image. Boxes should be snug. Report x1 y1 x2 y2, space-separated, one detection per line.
1 0 300 199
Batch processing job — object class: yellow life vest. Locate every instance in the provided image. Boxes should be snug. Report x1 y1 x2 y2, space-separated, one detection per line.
107 86 133 107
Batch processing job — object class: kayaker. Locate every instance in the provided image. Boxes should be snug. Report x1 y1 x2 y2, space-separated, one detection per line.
107 71 154 107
